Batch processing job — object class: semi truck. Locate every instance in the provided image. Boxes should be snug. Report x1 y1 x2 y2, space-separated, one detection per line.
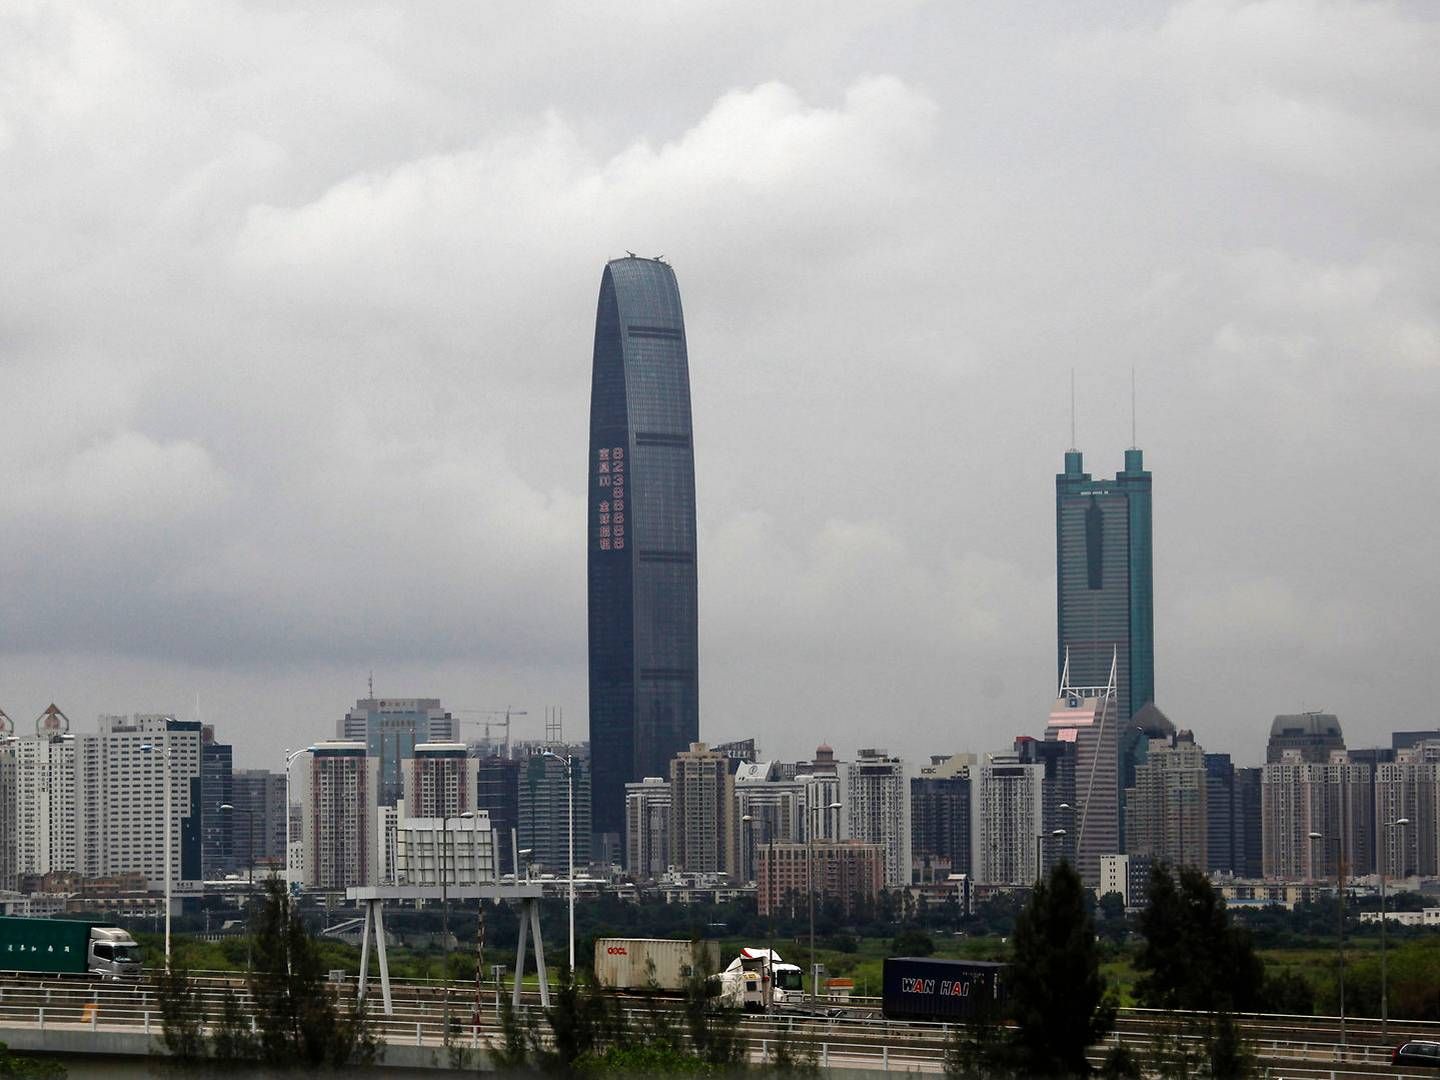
881 957 1006 1023
593 938 721 992
715 947 804 1011
0 917 143 979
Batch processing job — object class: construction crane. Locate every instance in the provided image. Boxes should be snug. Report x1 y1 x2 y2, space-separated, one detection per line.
454 707 529 757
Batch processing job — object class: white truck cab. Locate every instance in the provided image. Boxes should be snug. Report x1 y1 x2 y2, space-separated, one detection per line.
89 927 143 979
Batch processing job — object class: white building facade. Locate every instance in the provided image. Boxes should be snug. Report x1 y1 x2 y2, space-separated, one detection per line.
845 749 910 887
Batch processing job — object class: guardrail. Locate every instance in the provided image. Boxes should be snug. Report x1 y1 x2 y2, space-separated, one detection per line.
0 975 1434 1077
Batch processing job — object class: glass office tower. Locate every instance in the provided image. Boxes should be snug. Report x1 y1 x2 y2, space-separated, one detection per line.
587 257 699 853
1056 447 1154 839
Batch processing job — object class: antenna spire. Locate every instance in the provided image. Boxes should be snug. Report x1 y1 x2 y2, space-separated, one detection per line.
1130 366 1137 449
1069 368 1077 451
368 670 374 699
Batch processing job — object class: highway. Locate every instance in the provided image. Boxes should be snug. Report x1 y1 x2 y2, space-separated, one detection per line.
0 972 1434 1076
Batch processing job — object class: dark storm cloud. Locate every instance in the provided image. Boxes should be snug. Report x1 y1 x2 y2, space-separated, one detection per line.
0 1 1436 765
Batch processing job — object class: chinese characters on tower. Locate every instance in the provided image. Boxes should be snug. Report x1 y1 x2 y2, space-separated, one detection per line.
596 446 626 551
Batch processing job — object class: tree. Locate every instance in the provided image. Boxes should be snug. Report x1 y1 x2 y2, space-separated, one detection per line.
1097 891 1126 922
1007 861 1114 1076
248 878 380 1069
1135 863 1259 1079
890 927 935 956
0 1041 65 1079
1135 863 1264 1014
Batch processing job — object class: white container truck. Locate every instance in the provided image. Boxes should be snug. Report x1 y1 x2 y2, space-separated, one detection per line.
593 937 721 992
716 947 805 1010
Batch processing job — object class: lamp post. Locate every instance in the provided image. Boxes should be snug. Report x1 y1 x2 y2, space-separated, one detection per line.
541 751 576 972
1380 817 1411 1037
1309 830 1345 1047
808 799 843 1003
282 747 313 888
140 735 175 970
441 810 476 1042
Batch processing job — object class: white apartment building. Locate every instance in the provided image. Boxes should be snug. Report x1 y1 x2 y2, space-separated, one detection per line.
0 737 14 891
970 752 1044 886
624 776 672 881
734 762 806 883
846 749 910 887
15 733 78 880
78 715 203 888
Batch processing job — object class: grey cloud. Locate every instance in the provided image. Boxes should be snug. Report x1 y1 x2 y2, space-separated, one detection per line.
0 2 1436 767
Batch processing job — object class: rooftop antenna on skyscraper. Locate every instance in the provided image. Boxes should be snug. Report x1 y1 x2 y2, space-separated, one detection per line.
368 671 374 699
1069 368 1077 451
1130 366 1137 450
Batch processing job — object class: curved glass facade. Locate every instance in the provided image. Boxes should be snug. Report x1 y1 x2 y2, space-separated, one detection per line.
588 258 699 846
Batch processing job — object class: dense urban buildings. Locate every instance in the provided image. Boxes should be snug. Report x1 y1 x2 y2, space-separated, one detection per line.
624 776 672 881
1055 447 1154 824
338 697 457 807
1014 736 1077 874
587 256 700 857
1124 730 1207 870
230 768 287 871
911 756 972 881
518 752 592 875
756 840 884 918
475 754 521 874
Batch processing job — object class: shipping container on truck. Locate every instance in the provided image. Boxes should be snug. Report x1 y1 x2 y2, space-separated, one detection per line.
0 917 143 979
593 938 721 993
881 957 1007 1023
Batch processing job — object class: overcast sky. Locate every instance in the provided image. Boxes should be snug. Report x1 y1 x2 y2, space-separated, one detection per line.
1 1 1436 770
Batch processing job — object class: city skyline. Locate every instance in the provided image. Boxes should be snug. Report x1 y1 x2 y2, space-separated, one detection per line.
1 4 1436 771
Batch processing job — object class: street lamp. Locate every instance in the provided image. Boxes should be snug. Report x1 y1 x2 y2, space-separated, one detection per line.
808 799 844 1003
139 736 174 970
1380 817 1411 1037
541 751 576 973
1309 830 1345 1047
743 813 776 1007
282 747 314 888
441 810 477 1041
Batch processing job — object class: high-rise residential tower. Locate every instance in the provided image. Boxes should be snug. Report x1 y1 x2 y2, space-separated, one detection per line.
587 256 699 851
1056 447 1154 830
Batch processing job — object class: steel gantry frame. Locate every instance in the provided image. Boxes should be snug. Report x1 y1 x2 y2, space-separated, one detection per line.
346 884 548 1016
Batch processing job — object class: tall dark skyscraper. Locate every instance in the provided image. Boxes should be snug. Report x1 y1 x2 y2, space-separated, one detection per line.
587 256 699 850
1056 446 1154 837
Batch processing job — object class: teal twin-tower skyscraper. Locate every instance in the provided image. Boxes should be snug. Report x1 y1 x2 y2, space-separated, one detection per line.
1056 445 1156 815
586 257 699 852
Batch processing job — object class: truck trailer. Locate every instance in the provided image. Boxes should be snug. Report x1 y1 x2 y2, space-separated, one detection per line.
0 917 143 979
881 957 1006 1023
593 938 721 992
